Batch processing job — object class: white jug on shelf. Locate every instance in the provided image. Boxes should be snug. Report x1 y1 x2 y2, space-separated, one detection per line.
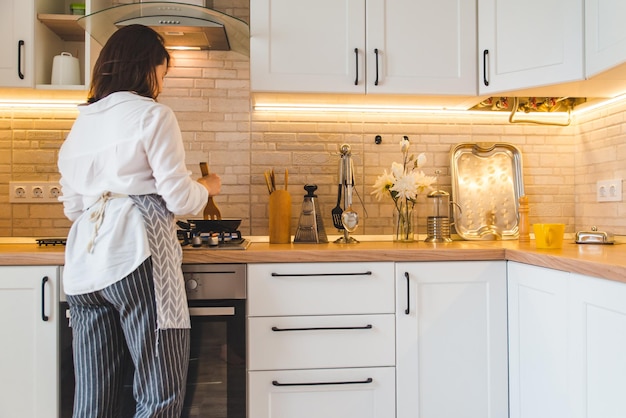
51 52 80 85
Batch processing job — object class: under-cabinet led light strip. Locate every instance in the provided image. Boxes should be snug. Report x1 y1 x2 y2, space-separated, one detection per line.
0 99 83 109
253 93 626 116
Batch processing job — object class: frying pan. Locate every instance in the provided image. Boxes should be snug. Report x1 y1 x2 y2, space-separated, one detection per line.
179 219 242 233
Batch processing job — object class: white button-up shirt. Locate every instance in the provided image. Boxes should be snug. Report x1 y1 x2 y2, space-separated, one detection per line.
58 91 208 296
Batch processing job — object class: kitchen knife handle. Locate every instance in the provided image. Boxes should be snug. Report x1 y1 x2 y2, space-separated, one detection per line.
273 377 373 387
374 48 380 86
199 162 209 176
483 49 490 86
18 40 25 80
354 48 359 85
404 271 410 315
41 276 49 322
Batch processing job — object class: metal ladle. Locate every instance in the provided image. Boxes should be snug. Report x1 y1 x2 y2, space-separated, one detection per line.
342 183 358 232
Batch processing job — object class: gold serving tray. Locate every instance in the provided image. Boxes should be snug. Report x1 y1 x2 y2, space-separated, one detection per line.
450 143 524 240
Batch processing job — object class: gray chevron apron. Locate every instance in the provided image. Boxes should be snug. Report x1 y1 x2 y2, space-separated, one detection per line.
129 194 190 330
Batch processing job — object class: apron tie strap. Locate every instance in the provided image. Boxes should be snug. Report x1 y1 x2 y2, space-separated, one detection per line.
87 192 127 253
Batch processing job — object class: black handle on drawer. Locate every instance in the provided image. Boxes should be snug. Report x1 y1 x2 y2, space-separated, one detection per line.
482 49 489 86
354 48 359 85
271 324 373 332
271 271 372 277
18 40 25 80
404 272 410 315
374 48 380 86
272 377 373 387
41 276 49 321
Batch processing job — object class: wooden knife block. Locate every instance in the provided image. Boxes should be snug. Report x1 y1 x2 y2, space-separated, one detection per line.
269 190 292 243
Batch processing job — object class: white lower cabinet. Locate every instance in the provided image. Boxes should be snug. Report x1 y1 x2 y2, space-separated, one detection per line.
507 262 569 418
395 261 508 418
569 272 626 418
0 266 59 418
247 262 395 418
508 261 626 418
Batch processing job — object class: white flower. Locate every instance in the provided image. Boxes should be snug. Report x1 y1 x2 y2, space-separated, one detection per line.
390 161 405 179
371 169 395 201
416 152 427 168
371 138 437 206
391 171 420 201
400 137 410 153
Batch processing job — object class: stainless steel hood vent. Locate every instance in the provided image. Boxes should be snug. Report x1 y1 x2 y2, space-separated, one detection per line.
78 2 249 55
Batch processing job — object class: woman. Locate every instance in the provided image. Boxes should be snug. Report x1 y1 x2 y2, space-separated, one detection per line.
57 24 220 417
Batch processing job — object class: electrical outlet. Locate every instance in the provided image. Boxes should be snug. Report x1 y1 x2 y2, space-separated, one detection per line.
597 179 623 202
9 181 62 203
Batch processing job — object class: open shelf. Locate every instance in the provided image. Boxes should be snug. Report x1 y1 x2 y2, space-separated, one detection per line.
37 14 84 42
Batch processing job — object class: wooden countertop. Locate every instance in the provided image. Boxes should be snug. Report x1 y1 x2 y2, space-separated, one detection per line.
1 239 625 284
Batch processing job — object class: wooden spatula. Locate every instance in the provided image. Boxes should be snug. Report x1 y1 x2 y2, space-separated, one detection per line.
199 162 221 220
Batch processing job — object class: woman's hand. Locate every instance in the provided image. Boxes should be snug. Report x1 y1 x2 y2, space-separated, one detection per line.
198 173 221 196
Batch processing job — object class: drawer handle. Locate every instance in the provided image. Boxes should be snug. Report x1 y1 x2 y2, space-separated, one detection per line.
270 271 372 277
271 324 373 332
272 377 373 387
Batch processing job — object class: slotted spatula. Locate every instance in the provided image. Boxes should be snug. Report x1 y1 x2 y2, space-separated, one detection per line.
199 162 221 220
331 184 344 230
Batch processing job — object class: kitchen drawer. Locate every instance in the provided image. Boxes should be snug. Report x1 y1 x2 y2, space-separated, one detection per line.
248 314 395 371
247 262 394 316
249 367 396 418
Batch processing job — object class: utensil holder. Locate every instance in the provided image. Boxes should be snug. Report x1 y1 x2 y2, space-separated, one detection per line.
269 190 292 243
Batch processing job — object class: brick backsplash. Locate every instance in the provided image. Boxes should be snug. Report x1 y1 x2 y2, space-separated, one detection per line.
1 50 626 238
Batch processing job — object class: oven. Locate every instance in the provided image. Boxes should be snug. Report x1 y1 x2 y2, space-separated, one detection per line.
59 264 247 418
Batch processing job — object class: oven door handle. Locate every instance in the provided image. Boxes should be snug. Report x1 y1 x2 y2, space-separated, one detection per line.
188 307 235 316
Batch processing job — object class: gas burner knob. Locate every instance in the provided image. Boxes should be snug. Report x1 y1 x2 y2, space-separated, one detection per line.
185 279 199 291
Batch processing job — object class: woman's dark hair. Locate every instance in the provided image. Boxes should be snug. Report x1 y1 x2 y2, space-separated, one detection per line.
87 24 170 103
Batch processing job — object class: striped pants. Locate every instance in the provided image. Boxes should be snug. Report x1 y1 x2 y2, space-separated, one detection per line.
66 257 190 418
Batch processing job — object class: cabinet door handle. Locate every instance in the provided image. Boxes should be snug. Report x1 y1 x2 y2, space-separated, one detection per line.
271 324 373 332
272 377 373 387
354 48 359 85
271 271 372 277
41 276 49 321
374 48 380 86
18 40 25 80
482 49 489 86
404 272 410 315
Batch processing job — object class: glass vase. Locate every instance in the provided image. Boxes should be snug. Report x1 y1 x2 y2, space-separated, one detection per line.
393 200 415 242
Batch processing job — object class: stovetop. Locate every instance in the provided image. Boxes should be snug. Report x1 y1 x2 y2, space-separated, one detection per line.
177 229 250 250
184 237 251 250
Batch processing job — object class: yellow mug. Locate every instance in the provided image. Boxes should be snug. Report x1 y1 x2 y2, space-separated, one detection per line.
533 223 565 249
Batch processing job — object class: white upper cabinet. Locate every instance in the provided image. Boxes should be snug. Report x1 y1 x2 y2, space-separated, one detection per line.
585 0 626 78
251 0 365 94
251 0 477 95
0 0 35 86
478 0 584 95
366 0 476 95
0 0 102 89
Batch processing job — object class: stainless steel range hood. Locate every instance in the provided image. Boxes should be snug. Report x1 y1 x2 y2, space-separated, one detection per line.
78 1 249 56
